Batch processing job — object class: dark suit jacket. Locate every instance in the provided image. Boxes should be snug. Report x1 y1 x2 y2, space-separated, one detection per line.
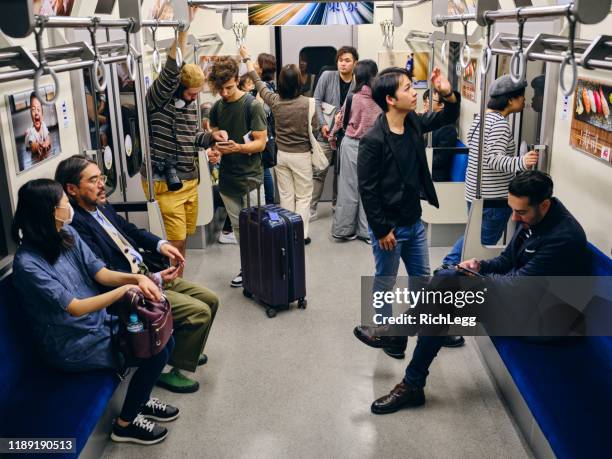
70 204 161 273
480 198 588 277
358 92 461 239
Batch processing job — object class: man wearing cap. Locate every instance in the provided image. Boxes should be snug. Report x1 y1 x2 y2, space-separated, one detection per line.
441 74 539 266
143 12 228 274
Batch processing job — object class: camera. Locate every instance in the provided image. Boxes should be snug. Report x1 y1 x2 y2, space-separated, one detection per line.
157 160 183 191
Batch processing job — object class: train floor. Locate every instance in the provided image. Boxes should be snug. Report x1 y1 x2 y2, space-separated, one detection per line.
102 203 532 459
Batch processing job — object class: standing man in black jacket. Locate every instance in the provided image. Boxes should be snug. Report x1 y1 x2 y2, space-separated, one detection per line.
355 66 459 324
353 66 460 412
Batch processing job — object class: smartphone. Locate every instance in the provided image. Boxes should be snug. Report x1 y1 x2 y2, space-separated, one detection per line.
456 265 485 278
216 141 231 147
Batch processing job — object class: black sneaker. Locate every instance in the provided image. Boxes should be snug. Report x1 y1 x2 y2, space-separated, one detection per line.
110 414 168 445
141 398 180 422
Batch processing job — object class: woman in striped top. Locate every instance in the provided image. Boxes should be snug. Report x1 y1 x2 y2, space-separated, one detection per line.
442 74 539 266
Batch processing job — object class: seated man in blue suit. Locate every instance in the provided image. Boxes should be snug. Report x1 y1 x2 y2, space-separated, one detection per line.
56 155 219 394
355 170 588 414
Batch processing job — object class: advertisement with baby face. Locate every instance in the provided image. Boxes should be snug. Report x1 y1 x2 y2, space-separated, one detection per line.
7 87 63 174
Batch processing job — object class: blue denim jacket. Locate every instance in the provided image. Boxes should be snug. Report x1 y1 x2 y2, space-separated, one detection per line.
12 226 116 371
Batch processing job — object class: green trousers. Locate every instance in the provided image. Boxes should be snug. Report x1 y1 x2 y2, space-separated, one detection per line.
164 277 219 372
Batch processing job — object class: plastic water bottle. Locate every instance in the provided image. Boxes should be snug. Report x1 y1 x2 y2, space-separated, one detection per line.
126 314 144 333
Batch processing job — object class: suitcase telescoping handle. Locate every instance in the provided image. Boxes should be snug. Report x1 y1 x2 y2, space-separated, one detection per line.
245 177 263 208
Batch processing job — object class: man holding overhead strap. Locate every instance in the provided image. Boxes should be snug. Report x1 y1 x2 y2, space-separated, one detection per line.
142 8 228 276
354 65 461 375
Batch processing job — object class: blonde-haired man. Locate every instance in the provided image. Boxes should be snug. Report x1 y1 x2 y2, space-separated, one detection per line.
143 17 227 274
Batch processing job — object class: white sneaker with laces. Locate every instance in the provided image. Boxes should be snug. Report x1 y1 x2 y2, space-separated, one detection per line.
230 271 243 288
218 231 237 244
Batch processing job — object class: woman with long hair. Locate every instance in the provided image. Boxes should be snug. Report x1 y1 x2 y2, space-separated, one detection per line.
330 59 381 243
240 45 314 244
11 179 179 446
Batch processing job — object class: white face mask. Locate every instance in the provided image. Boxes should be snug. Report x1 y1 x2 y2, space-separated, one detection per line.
55 204 74 225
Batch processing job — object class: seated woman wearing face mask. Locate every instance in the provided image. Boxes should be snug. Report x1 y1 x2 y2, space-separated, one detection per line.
11 179 179 446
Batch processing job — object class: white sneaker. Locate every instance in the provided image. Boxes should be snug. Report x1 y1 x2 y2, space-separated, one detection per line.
230 271 242 288
309 208 318 222
218 231 237 244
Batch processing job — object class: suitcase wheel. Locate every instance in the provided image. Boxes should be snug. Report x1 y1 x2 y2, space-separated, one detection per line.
266 307 277 318
243 289 253 299
298 298 307 309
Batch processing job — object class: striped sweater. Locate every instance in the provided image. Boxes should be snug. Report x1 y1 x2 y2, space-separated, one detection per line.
142 57 211 181
464 111 527 202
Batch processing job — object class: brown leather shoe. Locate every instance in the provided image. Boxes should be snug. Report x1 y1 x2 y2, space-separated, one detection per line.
353 326 407 350
371 381 425 414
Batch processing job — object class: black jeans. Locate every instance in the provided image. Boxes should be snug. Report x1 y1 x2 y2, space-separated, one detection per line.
119 336 175 422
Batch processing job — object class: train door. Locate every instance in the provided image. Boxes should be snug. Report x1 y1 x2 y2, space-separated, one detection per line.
280 25 355 202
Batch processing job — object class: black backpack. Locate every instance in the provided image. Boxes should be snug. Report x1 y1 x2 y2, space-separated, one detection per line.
244 94 277 168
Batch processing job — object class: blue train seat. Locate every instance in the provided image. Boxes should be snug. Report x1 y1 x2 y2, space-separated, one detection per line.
0 275 120 458
449 139 468 182
490 243 612 458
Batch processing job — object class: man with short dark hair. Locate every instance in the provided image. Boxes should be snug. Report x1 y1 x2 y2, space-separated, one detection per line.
356 170 588 414
207 56 268 288
310 46 358 221
57 155 219 394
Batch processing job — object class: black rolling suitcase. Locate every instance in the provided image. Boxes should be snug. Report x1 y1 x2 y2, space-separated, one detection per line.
238 186 307 318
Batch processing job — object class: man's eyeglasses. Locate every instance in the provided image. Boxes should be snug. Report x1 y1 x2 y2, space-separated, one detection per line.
86 175 108 185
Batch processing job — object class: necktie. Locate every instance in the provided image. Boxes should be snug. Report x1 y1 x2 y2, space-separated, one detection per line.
97 212 141 274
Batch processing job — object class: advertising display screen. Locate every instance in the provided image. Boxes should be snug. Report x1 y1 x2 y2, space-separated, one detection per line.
248 2 374 26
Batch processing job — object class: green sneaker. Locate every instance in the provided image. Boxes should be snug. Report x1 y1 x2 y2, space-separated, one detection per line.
198 354 208 366
155 368 199 394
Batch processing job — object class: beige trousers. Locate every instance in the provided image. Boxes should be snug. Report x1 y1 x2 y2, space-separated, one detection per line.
274 151 314 238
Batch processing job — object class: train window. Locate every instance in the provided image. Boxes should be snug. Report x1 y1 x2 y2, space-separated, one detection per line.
83 68 117 195
94 0 116 14
116 63 143 177
299 47 337 97
495 56 546 148
0 138 11 263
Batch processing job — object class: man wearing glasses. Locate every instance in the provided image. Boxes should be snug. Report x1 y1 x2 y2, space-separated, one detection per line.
56 155 219 394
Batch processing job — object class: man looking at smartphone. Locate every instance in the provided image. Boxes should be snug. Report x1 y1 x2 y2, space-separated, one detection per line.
56 155 219 394
208 56 268 288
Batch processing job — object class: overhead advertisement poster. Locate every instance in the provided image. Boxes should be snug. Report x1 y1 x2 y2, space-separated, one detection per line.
248 2 374 26
461 58 477 103
570 77 612 163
